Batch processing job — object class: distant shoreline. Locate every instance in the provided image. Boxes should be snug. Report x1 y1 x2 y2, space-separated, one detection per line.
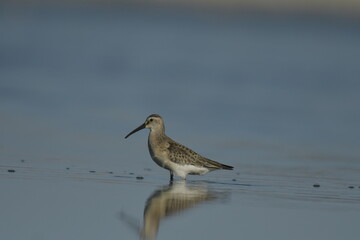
3 0 360 18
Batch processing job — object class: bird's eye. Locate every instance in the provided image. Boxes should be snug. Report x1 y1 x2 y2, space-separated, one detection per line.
149 119 153 122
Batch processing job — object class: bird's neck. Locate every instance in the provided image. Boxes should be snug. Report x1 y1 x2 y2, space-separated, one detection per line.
148 127 166 145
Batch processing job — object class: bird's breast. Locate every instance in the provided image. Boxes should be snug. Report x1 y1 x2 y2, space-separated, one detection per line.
148 140 170 169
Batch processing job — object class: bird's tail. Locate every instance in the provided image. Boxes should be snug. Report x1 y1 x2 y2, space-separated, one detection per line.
205 158 234 170
220 163 234 170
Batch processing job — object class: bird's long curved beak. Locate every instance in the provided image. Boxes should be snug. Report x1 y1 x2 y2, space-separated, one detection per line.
125 123 146 139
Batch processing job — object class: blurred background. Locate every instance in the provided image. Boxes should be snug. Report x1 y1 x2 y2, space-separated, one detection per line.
1 0 360 169
1 2 360 240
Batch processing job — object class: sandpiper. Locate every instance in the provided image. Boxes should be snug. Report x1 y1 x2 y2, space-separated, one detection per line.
125 114 233 180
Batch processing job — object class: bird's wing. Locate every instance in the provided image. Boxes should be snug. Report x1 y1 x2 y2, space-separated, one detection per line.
166 138 233 170
166 140 203 166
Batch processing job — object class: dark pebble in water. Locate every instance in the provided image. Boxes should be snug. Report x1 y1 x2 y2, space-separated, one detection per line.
89 170 96 173
313 184 320 188
136 176 144 180
232 179 237 181
129 172 134 175
8 169 16 173
348 186 354 189
66 167 70 170
108 171 113 174
20 159 25 163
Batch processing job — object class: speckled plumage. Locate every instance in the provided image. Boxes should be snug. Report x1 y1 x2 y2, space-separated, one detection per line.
167 141 229 169
125 114 233 180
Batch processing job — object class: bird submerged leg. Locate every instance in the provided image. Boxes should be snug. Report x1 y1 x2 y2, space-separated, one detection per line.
170 172 174 182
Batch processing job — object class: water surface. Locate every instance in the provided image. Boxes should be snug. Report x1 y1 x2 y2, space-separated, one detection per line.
1 4 360 240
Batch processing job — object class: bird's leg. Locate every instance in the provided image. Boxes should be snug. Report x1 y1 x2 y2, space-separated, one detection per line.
170 172 174 182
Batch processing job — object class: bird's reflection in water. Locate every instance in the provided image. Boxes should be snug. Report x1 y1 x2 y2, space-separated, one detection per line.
120 181 229 240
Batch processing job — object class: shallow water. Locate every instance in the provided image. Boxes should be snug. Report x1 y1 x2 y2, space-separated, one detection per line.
1 159 360 240
1 4 360 240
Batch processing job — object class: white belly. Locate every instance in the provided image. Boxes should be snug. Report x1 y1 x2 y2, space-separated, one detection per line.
168 162 210 179
150 154 209 179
